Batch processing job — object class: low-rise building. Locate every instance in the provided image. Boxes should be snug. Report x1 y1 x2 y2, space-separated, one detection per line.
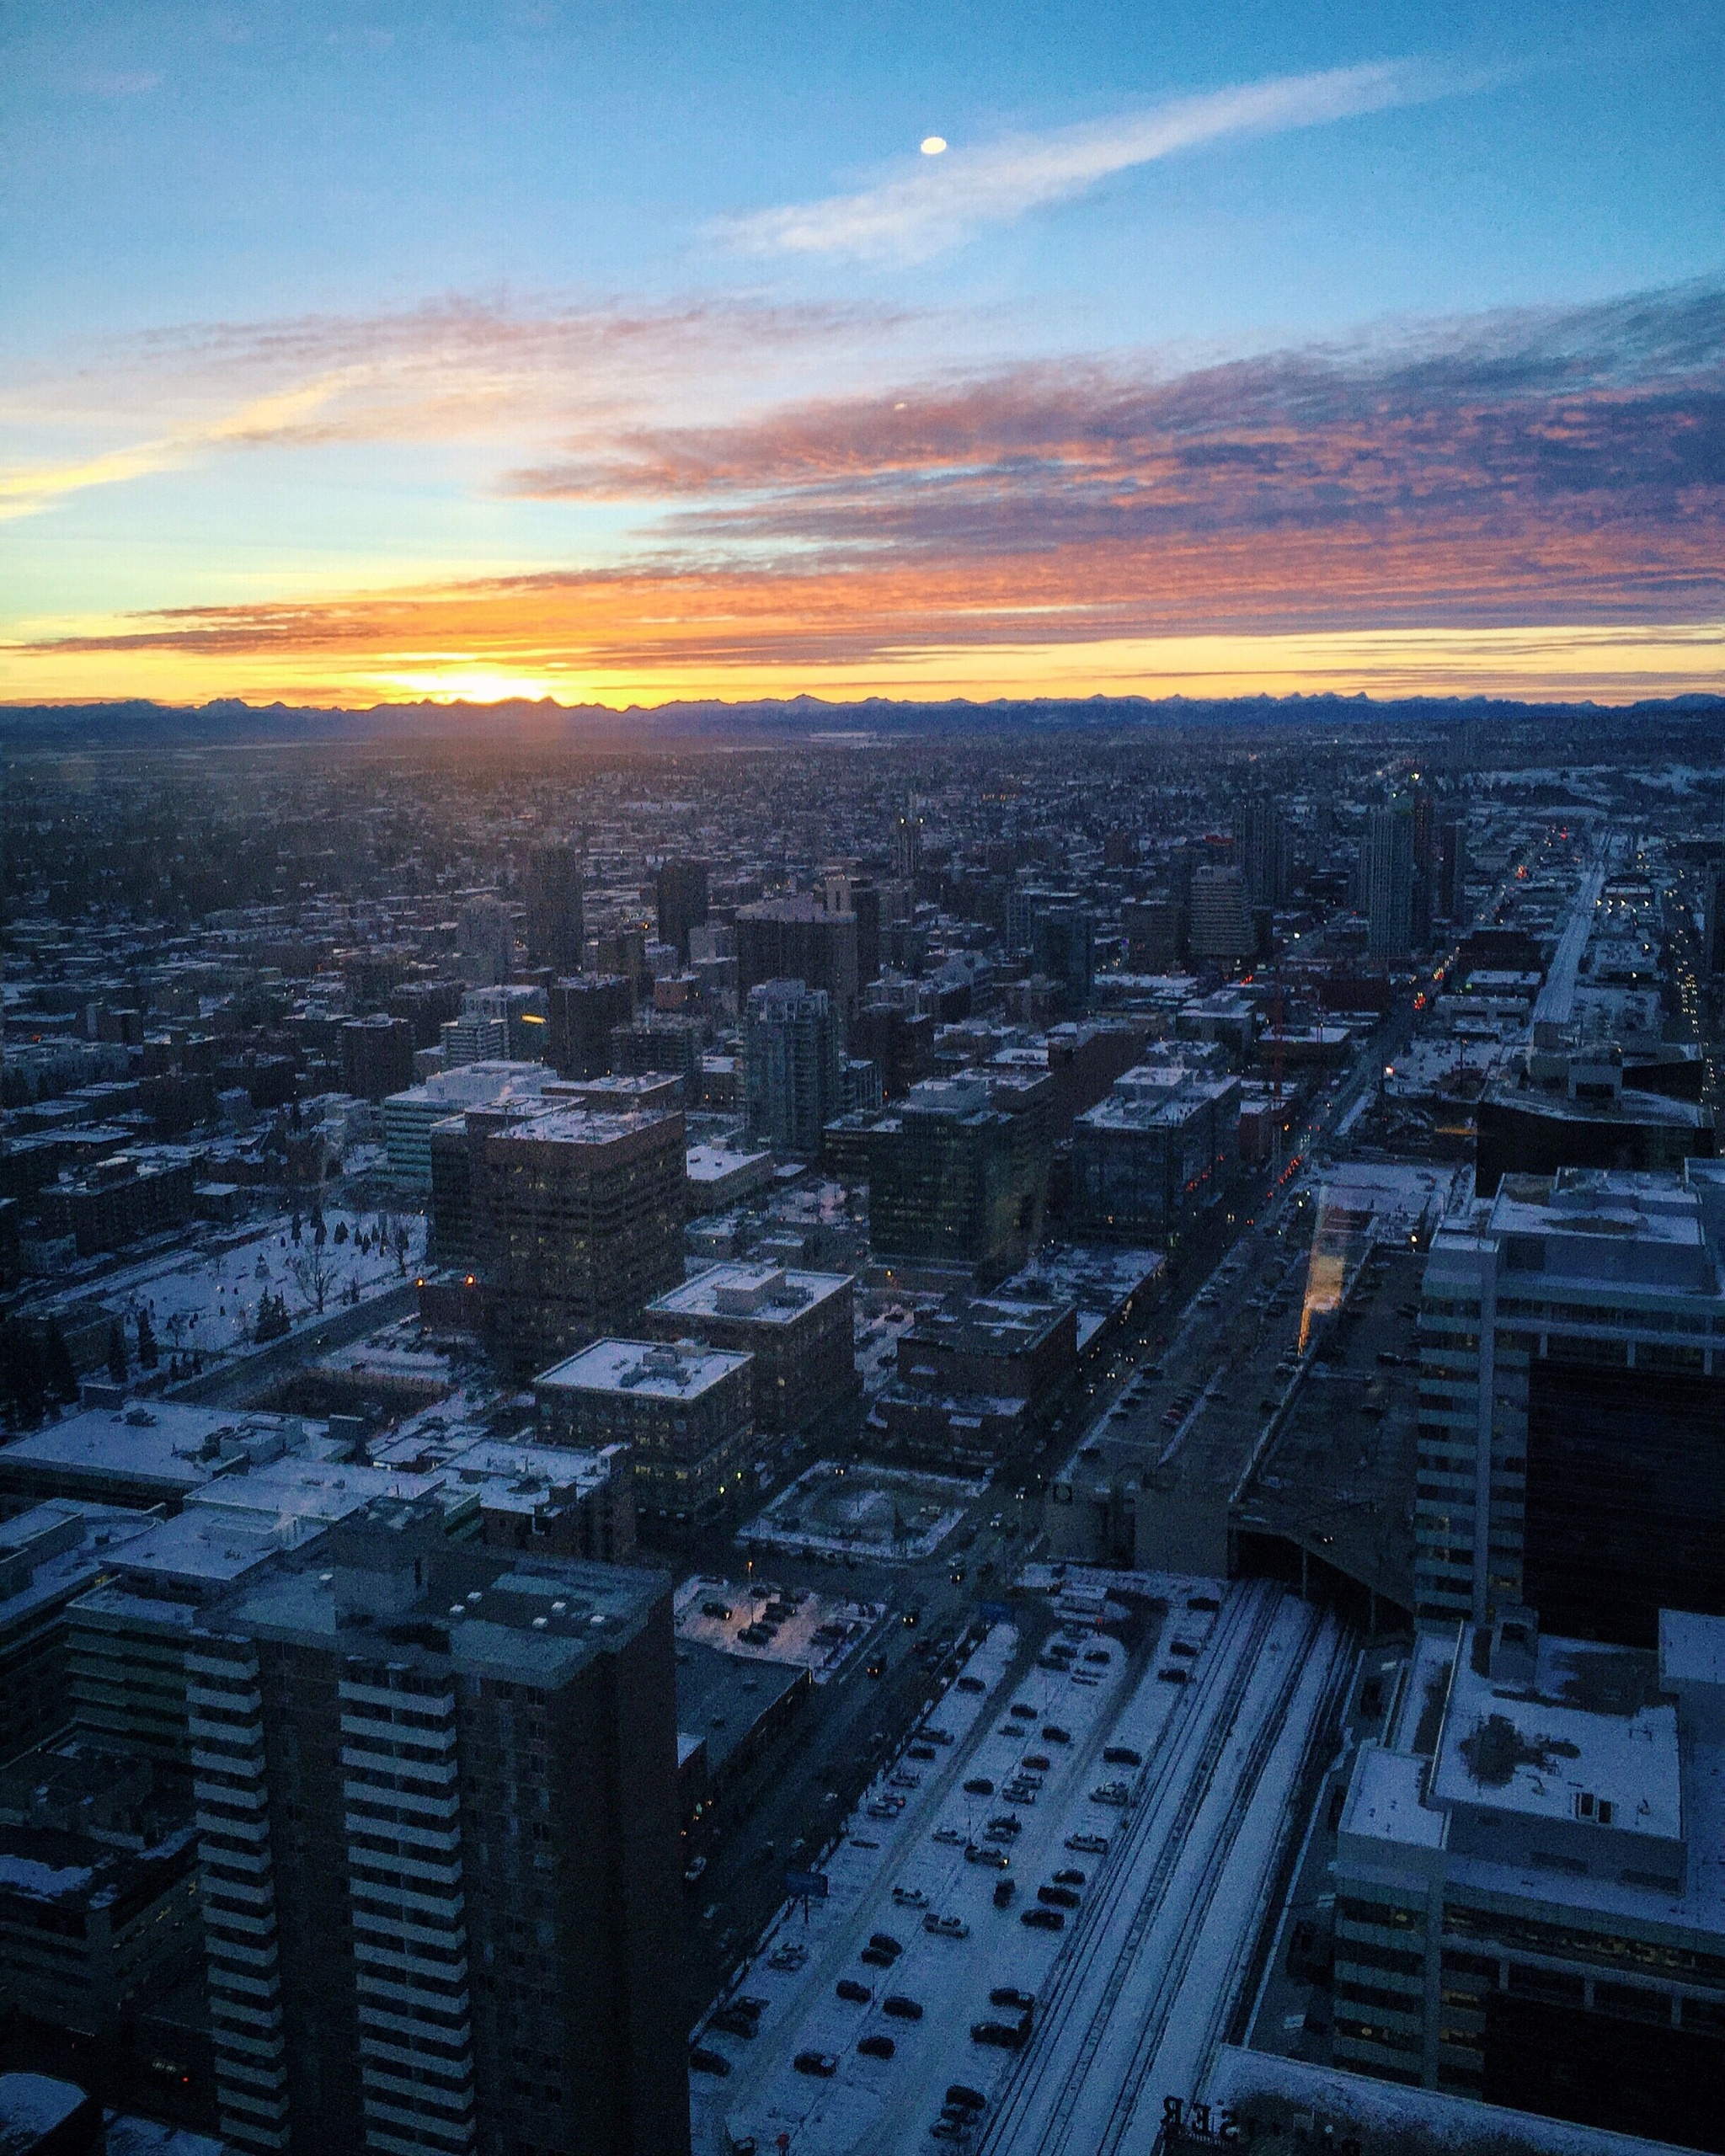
381 1059 551 1186
536 1337 754 1528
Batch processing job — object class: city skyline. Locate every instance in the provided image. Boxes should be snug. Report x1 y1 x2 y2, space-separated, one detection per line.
3 1 1722 709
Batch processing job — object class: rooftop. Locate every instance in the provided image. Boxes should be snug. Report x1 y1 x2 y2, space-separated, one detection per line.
648 1261 851 1326
535 1336 750 1399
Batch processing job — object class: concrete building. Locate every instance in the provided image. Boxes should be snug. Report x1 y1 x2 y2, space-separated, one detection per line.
1416 1165 1725 1642
457 894 514 987
1367 796 1418 960
0 1502 159 1764
654 857 709 963
189 1501 689 2156
338 1014 414 1103
1069 1063 1242 1245
1333 1604 1725 2150
867 1075 1047 1282
524 842 585 974
640 1262 855 1436
382 1061 551 1187
1243 796 1295 907
535 1337 754 1525
469 1106 686 1377
736 898 859 1023
1476 1043 1715 1198
1188 864 1253 967
745 979 841 1158
1031 904 1095 1017
546 972 633 1080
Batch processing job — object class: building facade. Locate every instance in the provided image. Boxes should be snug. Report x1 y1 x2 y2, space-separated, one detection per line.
640 1262 855 1435
534 1338 754 1524
744 979 841 1158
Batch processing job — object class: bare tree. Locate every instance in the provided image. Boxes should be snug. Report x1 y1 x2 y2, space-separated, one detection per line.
287 1244 339 1318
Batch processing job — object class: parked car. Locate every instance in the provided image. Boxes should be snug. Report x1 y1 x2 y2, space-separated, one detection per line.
1066 1833 1109 1855
1157 1668 1189 1686
1054 1867 1087 1886
709 2007 757 2039
857 2034 895 2060
990 1988 1035 2011
1022 1906 1065 1931
1103 1746 1141 1768
793 2052 839 2078
868 1932 905 1957
955 1674 985 1693
1021 1753 1051 1772
883 1994 923 2020
1038 1884 1080 1910
970 2015 1031 2049
893 1886 929 1908
689 2047 730 2076
946 2084 987 2111
861 1945 895 1968
1041 1725 1071 1744
701 1600 732 1620
964 1777 995 1796
836 1978 871 2003
908 1742 937 1762
992 1877 1016 1908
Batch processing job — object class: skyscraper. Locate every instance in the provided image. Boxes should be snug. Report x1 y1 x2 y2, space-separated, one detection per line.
546 973 633 1079
1437 814 1470 924
745 979 841 1156
1242 797 1294 907
735 897 859 1023
524 844 585 974
191 1498 689 2156
654 857 709 963
1187 865 1254 966
1365 796 1416 959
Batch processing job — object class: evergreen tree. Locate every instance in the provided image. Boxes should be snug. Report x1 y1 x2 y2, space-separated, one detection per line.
136 1306 159 1370
42 1320 78 1408
106 1318 130 1388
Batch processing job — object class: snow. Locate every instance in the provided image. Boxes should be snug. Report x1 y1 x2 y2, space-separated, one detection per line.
0 1854 95 1899
0 2074 84 2139
742 1461 989 1566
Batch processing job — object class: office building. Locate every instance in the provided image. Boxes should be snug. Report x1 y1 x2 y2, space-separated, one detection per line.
851 1000 933 1102
1416 1164 1725 1643
535 1338 754 1524
867 1075 1047 1280
640 1262 856 1436
382 1061 551 1188
339 1015 414 1103
190 1500 689 2156
1070 1063 1242 1245
1333 1604 1725 2151
0 1501 158 1764
891 795 923 883
457 895 514 987
1366 796 1418 959
607 1012 703 1101
468 1105 686 1377
654 857 709 962
524 843 585 974
1437 814 1470 924
745 979 841 1157
1121 897 1185 972
1477 1043 1715 1197
1187 865 1254 966
546 972 633 1080
735 898 859 1022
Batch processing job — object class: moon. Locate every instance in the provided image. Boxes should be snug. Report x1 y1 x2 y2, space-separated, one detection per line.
920 135 947 156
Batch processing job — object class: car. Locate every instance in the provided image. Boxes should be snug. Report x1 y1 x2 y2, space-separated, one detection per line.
950 1567 966 1584
883 1994 923 2020
1054 1867 1087 1886
963 1777 995 1796
793 2052 839 2078
956 1674 985 1694
1168 1639 1199 1657
857 2033 896 2060
1038 1884 1080 1909
908 1742 937 1762
837 1978 872 2003
1090 1780 1131 1806
992 1877 1016 1908
1103 1746 1141 1768
683 1855 707 1885
1157 1667 1189 1686
892 1886 929 1908
889 1770 921 1790
709 2007 757 2038
970 2017 1030 2050
1001 1785 1037 1806
766 1943 808 1972
964 1843 1009 1869
1041 1724 1071 1745
902 1608 921 1628
868 1932 905 1957
990 1987 1035 2011
1022 1753 1051 1771
689 2047 730 2076
701 1600 732 1620
921 1726 955 1746
947 2084 987 2112
1187 1593 1220 1612
932 1826 964 1846
1084 1648 1109 1664
866 1658 886 1678
1022 1906 1065 1931
861 1945 895 1967
936 1915 969 1939
1009 1702 1036 1718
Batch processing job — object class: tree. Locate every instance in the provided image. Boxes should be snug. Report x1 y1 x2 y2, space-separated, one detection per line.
0 1321 46 1431
136 1307 159 1371
42 1320 77 1410
255 1292 291 1344
106 1319 130 1389
288 1244 338 1317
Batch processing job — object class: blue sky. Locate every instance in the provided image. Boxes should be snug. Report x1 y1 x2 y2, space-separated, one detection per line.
3 1 1721 704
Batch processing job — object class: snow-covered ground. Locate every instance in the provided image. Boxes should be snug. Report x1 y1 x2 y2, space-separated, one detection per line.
91 1203 426 1366
741 1461 990 1566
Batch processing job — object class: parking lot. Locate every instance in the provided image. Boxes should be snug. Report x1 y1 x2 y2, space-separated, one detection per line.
676 1575 889 1684
686 1596 1215 2154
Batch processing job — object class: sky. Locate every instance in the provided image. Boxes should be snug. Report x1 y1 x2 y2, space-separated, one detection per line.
2 0 1722 708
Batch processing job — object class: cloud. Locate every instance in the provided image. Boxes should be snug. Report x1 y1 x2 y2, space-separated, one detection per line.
716 62 1430 262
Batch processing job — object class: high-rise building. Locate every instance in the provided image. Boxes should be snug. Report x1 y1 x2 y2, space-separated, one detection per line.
1187 865 1254 966
1437 814 1470 924
1031 905 1095 1017
1365 796 1417 959
745 979 841 1157
1332 1602 1725 2147
850 1000 934 1101
190 1498 690 2156
339 1014 415 1102
654 857 709 963
735 899 859 1023
640 1262 857 1436
470 1105 686 1376
457 895 515 988
867 1076 1047 1280
1242 798 1294 907
546 972 633 1079
1416 1164 1725 1642
892 794 923 883
524 843 585 975
1120 898 1185 973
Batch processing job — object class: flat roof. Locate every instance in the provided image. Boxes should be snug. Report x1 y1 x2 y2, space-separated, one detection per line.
1661 1609 1725 1692
674 1636 807 1780
0 1404 296 1493
536 1337 750 1399
648 1262 851 1326
685 1144 772 1183
1343 1743 1445 1848
492 1107 676 1147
